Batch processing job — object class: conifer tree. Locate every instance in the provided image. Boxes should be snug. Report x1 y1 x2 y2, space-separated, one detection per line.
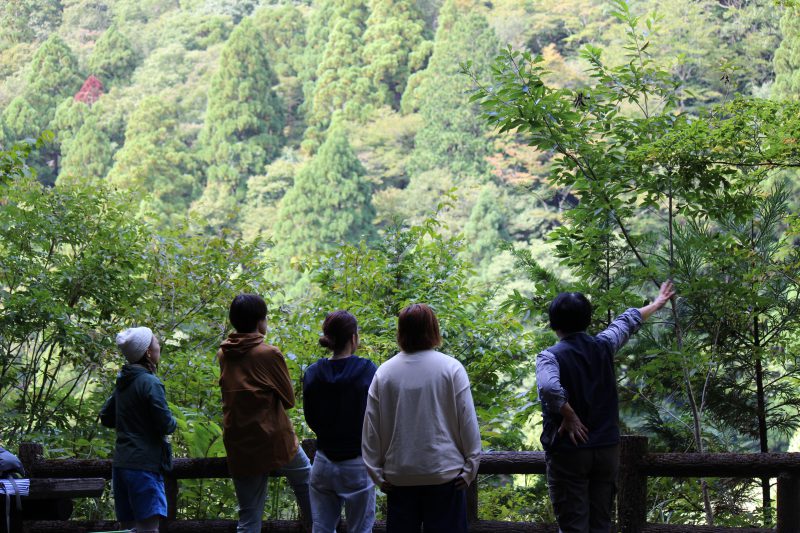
24 34 83 131
108 96 196 223
193 17 285 227
307 0 376 133
88 24 139 86
57 113 114 183
463 185 507 266
403 0 498 177
1 96 40 141
274 125 374 257
774 7 800 100
363 0 432 108
0 0 63 44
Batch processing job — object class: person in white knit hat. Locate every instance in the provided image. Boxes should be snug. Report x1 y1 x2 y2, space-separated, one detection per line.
100 327 177 533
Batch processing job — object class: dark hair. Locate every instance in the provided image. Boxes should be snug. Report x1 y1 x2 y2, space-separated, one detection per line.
319 310 358 353
133 354 157 373
229 294 268 333
548 292 592 334
397 303 441 353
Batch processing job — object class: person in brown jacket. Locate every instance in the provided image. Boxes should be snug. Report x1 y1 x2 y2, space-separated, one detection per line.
218 294 311 532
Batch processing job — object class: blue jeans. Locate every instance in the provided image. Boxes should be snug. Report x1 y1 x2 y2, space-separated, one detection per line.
310 451 375 533
232 447 312 533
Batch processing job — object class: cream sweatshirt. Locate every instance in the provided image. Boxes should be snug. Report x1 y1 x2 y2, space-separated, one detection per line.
361 349 482 487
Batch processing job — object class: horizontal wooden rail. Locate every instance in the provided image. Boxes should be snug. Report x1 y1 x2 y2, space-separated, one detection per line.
18 437 800 532
641 453 800 478
23 520 776 532
26 478 105 500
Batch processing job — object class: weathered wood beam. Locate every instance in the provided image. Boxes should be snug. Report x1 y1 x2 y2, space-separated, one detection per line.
642 453 800 478
26 478 105 499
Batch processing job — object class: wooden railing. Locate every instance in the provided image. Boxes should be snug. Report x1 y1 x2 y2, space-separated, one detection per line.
17 436 800 532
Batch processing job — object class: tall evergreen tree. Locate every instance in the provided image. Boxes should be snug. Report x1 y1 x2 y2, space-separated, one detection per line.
362 0 432 108
88 24 139 86
0 0 63 45
1 96 40 141
107 96 196 224
307 0 376 134
193 16 285 228
773 7 800 100
274 125 374 257
57 113 114 183
463 185 507 266
24 34 83 130
403 0 498 177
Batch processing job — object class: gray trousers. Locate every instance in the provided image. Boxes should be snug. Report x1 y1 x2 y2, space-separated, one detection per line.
545 445 620 533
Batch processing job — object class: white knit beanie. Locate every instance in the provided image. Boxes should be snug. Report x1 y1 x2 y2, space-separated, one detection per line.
116 327 154 363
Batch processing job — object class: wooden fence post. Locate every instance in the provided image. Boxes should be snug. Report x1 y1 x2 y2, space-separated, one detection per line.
466 479 478 523
617 435 648 533
777 473 800 532
18 442 44 477
165 475 178 521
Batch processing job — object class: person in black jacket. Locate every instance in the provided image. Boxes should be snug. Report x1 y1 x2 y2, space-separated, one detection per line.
100 327 176 533
303 311 377 533
536 281 675 533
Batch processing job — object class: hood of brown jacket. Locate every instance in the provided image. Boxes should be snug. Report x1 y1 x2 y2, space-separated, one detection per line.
219 332 265 357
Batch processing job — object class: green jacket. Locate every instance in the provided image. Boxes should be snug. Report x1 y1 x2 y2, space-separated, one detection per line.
100 364 177 472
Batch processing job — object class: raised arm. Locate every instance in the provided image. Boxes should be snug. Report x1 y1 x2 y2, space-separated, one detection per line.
596 280 676 352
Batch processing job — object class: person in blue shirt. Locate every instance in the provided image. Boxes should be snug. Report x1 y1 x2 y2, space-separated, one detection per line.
536 281 675 533
303 311 378 533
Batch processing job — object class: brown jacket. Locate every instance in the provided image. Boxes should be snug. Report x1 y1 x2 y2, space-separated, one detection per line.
218 333 299 477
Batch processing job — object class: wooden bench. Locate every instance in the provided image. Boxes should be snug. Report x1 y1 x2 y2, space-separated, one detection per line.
3 478 105 533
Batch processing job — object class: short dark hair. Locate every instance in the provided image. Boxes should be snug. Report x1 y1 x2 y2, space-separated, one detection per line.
229 294 267 333
548 292 592 334
319 310 358 352
397 303 441 353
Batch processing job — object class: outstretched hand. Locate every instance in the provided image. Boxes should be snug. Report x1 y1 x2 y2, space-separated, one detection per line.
638 280 676 321
653 280 676 310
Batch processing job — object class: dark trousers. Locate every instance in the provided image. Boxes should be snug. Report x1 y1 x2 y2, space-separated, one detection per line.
546 444 620 533
386 480 467 533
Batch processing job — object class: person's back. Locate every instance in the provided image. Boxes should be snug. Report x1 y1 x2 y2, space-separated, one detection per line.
218 335 297 471
362 303 481 533
369 349 475 484
218 294 311 533
539 317 639 453
536 282 675 533
100 327 175 533
111 364 176 470
303 310 377 533
304 355 376 460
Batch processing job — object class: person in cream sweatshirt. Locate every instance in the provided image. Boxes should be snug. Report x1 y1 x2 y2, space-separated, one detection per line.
362 303 481 533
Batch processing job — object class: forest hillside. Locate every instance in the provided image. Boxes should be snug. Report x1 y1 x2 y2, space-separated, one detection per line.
1 0 800 526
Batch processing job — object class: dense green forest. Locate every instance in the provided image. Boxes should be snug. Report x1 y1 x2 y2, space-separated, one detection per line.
1 0 800 526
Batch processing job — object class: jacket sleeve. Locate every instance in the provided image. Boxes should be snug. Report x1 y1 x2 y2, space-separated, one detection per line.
595 308 643 355
535 350 567 414
99 393 116 428
361 375 385 486
147 377 177 436
264 349 296 410
302 370 320 434
453 365 482 486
